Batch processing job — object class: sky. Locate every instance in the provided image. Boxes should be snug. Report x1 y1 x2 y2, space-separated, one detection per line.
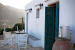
0 0 32 9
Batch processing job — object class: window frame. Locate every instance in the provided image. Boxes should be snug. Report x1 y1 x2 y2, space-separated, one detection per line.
36 8 40 18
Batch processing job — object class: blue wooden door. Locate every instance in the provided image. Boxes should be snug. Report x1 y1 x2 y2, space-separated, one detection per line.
45 3 59 50
45 7 55 50
56 3 59 37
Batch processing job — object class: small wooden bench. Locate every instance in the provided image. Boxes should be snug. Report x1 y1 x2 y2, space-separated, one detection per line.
28 34 41 47
28 34 40 41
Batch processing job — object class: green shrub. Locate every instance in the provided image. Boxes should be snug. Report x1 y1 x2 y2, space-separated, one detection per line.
0 29 4 35
6 28 12 32
13 23 25 31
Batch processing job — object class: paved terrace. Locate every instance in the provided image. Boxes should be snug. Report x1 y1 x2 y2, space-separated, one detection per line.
0 35 44 50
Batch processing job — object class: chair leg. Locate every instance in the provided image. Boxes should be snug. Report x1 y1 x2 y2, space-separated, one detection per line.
25 44 27 49
19 47 20 49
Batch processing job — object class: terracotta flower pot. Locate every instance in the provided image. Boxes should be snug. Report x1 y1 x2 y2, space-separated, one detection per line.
52 37 74 50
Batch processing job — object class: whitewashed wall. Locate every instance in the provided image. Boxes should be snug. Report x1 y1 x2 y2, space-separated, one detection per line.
25 0 60 48
60 0 75 43
25 0 45 48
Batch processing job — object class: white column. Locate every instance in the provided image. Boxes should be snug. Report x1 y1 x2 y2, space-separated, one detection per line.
25 13 28 34
17 26 18 31
3 23 6 32
4 26 5 32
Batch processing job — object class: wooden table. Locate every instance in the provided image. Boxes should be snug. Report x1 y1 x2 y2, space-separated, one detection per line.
15 33 26 34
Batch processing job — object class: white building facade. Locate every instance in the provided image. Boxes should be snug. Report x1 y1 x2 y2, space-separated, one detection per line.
25 0 75 48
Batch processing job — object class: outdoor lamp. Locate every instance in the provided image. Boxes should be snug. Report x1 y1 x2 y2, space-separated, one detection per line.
29 8 32 12
39 3 43 9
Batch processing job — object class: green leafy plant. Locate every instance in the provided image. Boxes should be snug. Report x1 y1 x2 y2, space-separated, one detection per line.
13 23 25 31
0 29 4 35
6 28 12 32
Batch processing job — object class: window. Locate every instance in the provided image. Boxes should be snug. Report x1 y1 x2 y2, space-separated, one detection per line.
36 9 40 18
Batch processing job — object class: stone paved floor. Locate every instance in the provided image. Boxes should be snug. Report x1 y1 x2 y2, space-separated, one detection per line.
0 35 3 40
0 35 44 50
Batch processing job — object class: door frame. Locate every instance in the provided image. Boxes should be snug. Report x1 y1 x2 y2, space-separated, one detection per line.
26 13 28 34
48 1 59 6
45 2 59 50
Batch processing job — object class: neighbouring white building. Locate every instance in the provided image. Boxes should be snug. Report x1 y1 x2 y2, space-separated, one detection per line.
25 0 75 49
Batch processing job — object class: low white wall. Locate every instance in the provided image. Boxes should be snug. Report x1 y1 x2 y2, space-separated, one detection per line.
60 0 75 43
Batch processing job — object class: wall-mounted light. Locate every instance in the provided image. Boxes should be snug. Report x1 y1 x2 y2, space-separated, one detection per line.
29 8 32 12
39 3 43 9
45 0 49 2
25 8 32 12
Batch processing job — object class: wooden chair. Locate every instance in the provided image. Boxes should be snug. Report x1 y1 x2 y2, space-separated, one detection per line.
17 34 28 49
3 32 13 46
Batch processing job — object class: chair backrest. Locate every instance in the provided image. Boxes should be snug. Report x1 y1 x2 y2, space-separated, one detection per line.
18 34 28 43
17 34 28 49
4 32 12 40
